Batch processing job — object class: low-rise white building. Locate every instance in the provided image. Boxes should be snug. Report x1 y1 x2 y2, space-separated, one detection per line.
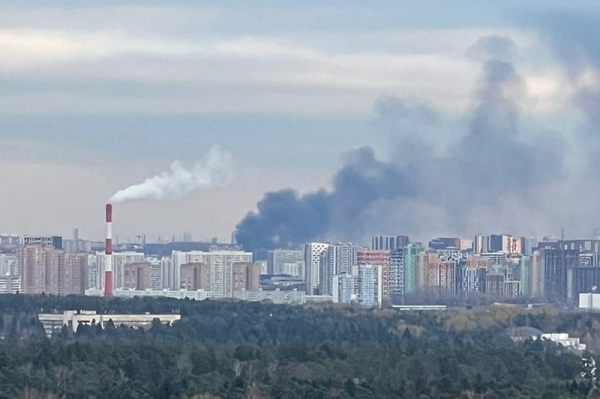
38 310 181 336
535 333 587 351
0 275 20 294
85 288 310 305
580 293 600 311
233 289 306 304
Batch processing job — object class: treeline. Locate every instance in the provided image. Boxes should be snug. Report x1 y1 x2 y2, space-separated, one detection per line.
0 295 598 398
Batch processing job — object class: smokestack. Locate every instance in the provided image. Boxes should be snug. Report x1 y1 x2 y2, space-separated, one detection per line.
104 203 113 297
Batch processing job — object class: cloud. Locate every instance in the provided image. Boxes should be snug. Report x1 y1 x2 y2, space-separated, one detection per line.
236 35 570 255
0 4 552 115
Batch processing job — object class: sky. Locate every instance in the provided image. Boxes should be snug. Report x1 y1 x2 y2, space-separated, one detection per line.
1 1 599 243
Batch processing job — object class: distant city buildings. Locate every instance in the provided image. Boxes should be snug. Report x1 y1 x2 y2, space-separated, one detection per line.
17 236 87 295
6 228 600 309
322 243 359 295
123 262 152 290
332 274 354 304
358 250 390 299
232 262 261 292
474 234 521 255
357 265 383 308
171 250 253 297
428 237 460 250
371 235 409 251
267 249 304 276
304 242 329 295
0 254 17 276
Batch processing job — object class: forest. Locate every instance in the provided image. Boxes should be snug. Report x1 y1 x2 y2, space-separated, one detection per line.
0 294 599 399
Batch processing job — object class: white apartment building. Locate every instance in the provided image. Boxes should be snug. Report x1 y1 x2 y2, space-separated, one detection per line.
332 274 354 304
267 249 304 276
87 254 99 289
0 254 17 276
323 243 359 295
256 260 268 275
147 257 164 290
0 275 20 294
160 257 173 290
304 243 329 295
280 262 301 277
357 265 384 308
86 287 307 305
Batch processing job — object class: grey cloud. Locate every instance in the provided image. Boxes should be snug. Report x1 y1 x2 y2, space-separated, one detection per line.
373 95 440 126
532 10 600 77
532 11 600 169
465 35 516 63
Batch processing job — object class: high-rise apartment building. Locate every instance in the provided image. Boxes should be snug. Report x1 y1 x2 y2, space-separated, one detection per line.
267 249 304 276
520 237 538 256
18 244 73 295
474 235 490 255
171 251 206 290
304 243 329 295
358 250 390 299
20 235 62 249
356 265 383 308
19 245 49 294
18 237 64 294
180 262 211 291
0 254 17 276
322 243 359 295
172 251 253 297
428 237 460 250
63 253 88 295
87 254 99 290
232 262 261 291
572 265 600 301
568 252 600 300
147 257 163 290
529 251 543 298
421 251 457 297
123 262 152 290
474 234 521 255
332 274 354 304
390 248 407 304
540 248 579 301
94 252 146 290
160 256 173 290
403 244 424 295
256 260 268 275
459 239 474 251
456 266 486 294
371 235 409 251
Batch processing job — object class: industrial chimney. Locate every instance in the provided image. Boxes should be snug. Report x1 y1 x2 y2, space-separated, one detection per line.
104 203 113 297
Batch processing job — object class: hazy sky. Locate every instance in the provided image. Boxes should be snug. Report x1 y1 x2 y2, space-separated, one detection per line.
0 1 596 242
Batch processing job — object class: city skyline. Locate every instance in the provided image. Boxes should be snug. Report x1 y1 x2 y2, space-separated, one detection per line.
5 229 600 309
2 3 599 398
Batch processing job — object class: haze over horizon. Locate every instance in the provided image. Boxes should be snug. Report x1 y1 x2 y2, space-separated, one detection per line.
2 1 600 245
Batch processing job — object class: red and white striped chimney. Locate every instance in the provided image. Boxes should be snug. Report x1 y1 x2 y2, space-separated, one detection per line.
104 203 113 297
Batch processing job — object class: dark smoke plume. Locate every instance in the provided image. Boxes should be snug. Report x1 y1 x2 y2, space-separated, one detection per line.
235 147 415 258
237 35 567 256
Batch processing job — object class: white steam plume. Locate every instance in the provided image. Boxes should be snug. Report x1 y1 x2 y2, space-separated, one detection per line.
110 145 233 204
